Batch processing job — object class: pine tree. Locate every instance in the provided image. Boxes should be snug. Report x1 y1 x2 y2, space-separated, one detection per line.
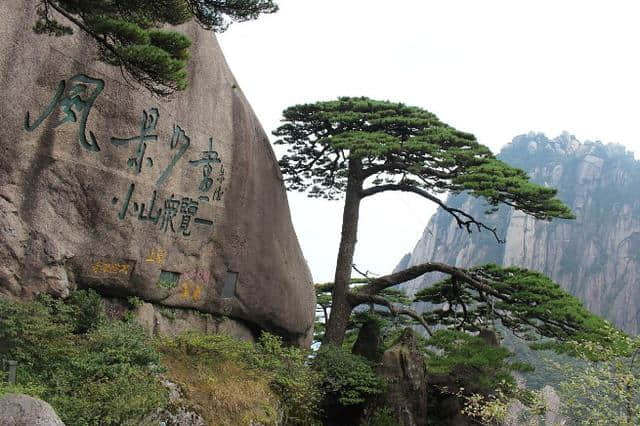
33 0 278 95
273 96 627 353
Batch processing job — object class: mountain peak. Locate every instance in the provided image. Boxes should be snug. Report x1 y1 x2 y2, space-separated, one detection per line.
500 132 636 168
398 132 640 334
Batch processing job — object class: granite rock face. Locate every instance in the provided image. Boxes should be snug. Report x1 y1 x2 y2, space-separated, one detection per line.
503 386 566 426
376 329 429 426
397 132 640 334
0 1 314 345
133 301 255 342
0 394 65 426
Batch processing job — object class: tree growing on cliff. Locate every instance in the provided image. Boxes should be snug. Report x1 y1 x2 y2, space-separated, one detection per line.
272 97 631 353
32 0 278 94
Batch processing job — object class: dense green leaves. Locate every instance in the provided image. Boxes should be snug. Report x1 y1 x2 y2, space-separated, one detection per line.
274 96 573 222
425 329 526 396
0 293 166 425
415 264 631 360
311 345 384 406
33 0 278 94
555 343 640 424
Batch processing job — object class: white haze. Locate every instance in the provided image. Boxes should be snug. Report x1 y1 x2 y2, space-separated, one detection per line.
218 0 640 283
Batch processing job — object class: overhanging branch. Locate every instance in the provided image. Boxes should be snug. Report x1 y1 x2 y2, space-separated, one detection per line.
347 292 433 336
43 0 177 95
361 183 504 243
362 262 501 296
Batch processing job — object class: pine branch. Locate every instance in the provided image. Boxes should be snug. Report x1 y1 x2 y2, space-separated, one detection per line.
360 183 504 242
347 292 433 336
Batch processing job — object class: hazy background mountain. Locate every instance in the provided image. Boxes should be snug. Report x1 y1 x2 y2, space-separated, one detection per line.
396 132 640 335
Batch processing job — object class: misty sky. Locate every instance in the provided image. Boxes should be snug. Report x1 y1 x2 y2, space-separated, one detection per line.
218 0 640 282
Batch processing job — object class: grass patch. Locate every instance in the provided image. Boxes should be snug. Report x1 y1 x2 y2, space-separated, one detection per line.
162 356 279 425
0 291 322 425
159 332 322 425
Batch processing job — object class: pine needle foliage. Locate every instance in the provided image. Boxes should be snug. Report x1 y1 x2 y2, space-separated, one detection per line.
311 345 384 406
274 97 574 221
425 329 531 396
415 264 631 360
276 97 574 346
33 0 278 95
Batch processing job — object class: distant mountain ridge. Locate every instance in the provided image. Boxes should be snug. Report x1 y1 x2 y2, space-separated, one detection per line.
397 132 640 334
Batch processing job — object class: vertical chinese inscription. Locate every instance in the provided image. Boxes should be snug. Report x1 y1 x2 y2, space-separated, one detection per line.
24 73 226 240
156 125 191 188
190 137 225 201
110 108 159 173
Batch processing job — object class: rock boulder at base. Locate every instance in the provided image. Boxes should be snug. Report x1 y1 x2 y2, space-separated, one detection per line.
0 394 65 426
351 318 384 363
0 1 315 346
134 301 255 342
376 328 429 426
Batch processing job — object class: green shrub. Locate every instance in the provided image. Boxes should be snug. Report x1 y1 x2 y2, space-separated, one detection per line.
163 331 253 361
161 332 322 425
250 333 322 425
312 345 384 406
425 329 523 396
0 294 166 425
66 290 106 334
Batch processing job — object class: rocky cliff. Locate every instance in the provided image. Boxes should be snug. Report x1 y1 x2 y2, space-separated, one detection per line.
0 1 315 345
398 132 640 334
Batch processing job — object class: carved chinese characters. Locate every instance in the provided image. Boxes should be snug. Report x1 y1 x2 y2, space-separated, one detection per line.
25 73 226 239
24 74 104 151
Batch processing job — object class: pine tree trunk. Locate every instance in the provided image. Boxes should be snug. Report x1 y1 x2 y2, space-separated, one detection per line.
323 160 363 345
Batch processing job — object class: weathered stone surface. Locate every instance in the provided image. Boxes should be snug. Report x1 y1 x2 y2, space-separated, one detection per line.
351 319 383 363
397 132 640 334
502 386 566 426
142 378 206 426
0 1 314 346
0 394 65 426
134 301 255 342
376 329 429 426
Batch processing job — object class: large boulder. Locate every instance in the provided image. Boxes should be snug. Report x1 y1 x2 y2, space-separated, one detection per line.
133 301 255 342
376 328 429 426
0 1 314 346
351 318 384 363
0 394 65 426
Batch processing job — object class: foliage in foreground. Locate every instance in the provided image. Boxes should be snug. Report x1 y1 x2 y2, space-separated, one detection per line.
458 341 640 426
159 332 322 425
0 292 166 425
425 329 532 396
0 292 322 426
311 344 384 406
554 342 640 425
315 268 634 424
33 0 278 94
